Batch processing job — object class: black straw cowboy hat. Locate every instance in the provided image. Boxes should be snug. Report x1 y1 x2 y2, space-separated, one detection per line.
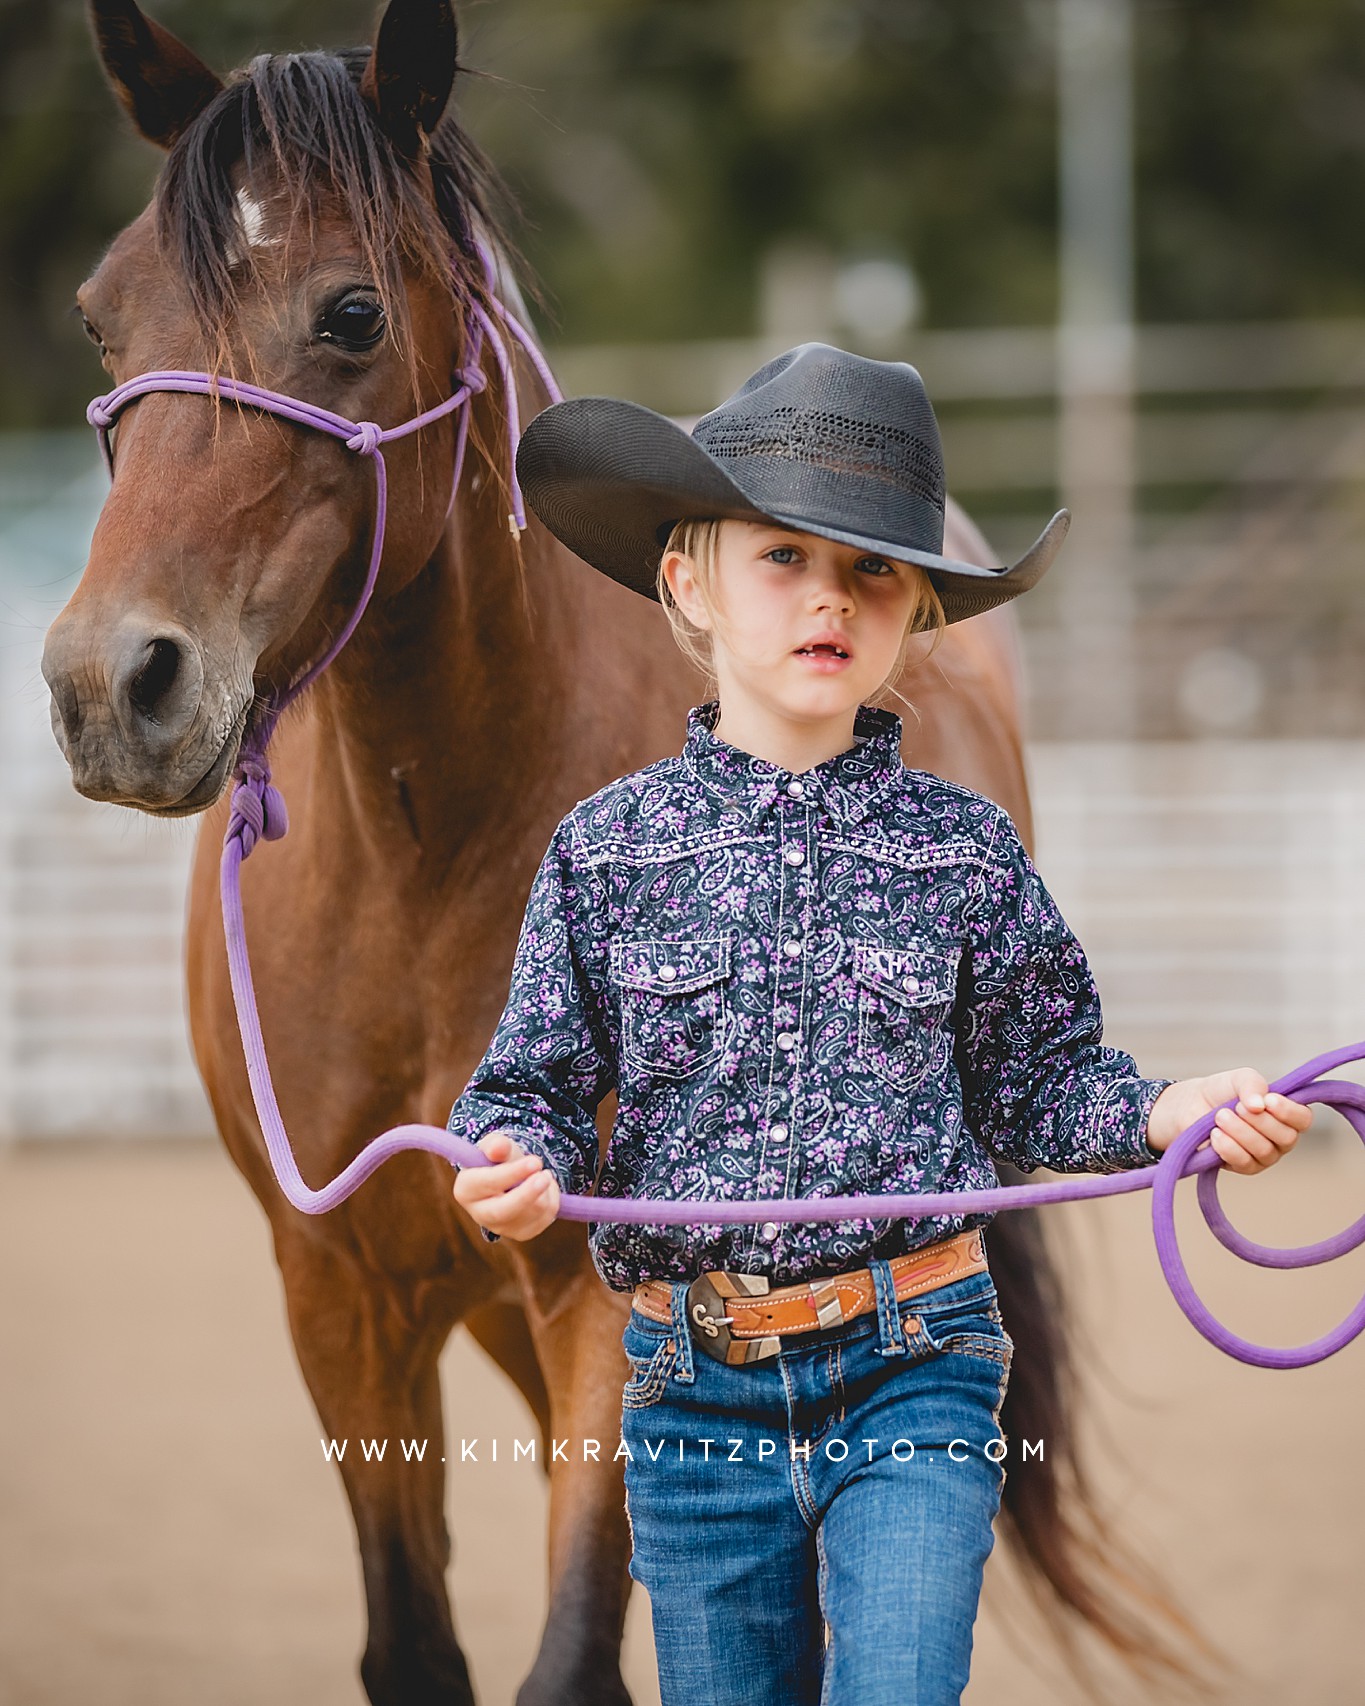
515 342 1068 624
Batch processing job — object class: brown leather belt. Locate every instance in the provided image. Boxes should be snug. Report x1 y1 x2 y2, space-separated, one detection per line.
632 1228 988 1365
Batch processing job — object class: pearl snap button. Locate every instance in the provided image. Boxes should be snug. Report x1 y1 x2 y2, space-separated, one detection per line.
776 1032 797 1052
784 846 804 867
783 938 802 958
658 964 678 982
770 1122 789 1142
759 1221 780 1242
786 779 805 799
903 976 920 993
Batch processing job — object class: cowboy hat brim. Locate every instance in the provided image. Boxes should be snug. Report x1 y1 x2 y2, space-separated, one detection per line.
516 396 1068 625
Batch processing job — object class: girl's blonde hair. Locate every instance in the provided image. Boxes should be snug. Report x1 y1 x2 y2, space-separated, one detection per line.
656 518 947 704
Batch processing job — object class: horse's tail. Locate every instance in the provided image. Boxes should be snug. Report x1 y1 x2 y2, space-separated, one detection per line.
988 1194 1228 1697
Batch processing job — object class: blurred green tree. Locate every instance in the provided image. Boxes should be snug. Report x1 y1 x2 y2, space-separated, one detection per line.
5 0 1365 426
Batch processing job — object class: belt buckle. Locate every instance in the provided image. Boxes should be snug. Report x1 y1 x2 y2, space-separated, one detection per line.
686 1271 780 1366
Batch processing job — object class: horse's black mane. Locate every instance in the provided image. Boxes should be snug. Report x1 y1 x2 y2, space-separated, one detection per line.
157 47 511 356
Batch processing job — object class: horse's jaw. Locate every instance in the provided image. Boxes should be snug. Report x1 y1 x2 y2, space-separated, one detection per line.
49 698 249 817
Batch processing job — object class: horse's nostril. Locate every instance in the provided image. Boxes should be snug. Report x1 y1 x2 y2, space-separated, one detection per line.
105 624 205 751
127 636 182 724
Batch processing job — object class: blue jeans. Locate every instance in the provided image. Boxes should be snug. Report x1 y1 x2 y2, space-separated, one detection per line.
620 1262 1012 1706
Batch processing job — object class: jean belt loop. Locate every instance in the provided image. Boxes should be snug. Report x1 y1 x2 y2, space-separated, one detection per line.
669 1276 696 1384
870 1256 907 1358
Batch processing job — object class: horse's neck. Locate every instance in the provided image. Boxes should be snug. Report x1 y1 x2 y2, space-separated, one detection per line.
302 499 581 867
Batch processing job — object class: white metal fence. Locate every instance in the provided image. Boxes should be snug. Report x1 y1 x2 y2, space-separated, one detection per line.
0 444 210 1140
1030 742 1365 1086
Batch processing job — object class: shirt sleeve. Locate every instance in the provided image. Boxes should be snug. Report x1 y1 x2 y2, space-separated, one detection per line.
955 809 1170 1175
447 817 616 1208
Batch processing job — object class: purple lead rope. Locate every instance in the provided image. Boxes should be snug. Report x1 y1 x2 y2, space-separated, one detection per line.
88 262 1365 1372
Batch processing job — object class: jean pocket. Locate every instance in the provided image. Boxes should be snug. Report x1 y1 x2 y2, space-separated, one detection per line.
613 935 732 1081
918 1290 1014 1374
852 940 957 1092
621 1334 678 1410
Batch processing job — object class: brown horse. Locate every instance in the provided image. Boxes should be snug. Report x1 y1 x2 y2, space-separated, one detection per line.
42 3 1202 1702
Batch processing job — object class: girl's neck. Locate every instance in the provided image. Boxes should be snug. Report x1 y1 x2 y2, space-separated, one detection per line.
712 697 860 775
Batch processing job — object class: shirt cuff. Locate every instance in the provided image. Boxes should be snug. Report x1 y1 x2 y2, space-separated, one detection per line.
1091 1075 1174 1171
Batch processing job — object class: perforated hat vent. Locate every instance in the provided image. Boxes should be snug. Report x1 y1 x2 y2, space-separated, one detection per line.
695 405 945 513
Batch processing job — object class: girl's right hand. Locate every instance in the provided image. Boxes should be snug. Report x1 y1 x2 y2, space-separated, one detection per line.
452 1131 562 1240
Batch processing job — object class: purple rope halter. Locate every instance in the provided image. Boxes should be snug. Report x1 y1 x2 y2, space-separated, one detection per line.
86 272 1365 1372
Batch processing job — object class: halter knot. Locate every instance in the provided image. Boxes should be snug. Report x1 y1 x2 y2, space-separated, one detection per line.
456 365 488 395
346 421 384 457
87 397 115 431
227 767 290 859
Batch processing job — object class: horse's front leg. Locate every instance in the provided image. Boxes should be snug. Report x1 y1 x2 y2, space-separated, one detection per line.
272 1215 480 1706
514 1238 637 1706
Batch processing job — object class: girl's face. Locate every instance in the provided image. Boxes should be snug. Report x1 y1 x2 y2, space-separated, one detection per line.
662 520 925 735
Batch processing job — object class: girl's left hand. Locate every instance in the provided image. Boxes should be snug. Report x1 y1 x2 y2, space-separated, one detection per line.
1145 1068 1312 1173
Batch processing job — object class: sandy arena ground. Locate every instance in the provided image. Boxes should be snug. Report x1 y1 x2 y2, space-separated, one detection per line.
1 1136 1362 1706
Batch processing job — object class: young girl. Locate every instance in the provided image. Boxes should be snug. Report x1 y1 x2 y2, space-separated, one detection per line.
447 344 1308 1706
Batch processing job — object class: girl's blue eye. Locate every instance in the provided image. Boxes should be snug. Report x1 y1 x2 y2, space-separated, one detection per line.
855 556 895 576
766 546 799 564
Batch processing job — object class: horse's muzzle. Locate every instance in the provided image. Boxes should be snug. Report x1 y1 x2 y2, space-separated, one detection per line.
41 608 246 813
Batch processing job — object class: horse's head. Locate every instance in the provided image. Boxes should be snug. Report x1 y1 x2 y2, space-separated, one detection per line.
43 0 505 814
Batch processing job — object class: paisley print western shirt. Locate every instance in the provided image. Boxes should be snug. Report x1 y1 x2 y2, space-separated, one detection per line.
448 703 1168 1293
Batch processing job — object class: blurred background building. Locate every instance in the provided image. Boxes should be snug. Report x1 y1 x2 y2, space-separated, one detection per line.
5 0 1365 1132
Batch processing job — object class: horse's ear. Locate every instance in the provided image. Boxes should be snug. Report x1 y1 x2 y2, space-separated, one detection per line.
361 0 458 156
89 0 223 149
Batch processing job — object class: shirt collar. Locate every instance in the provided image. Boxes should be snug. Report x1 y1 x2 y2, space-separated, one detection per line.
681 701 904 827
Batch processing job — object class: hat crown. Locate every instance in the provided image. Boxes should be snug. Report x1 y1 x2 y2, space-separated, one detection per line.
691 343 946 545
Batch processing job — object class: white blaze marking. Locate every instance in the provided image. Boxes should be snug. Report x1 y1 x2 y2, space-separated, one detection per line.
232 187 280 256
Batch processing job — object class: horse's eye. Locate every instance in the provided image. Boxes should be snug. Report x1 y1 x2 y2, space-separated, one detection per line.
80 313 106 353
317 294 386 352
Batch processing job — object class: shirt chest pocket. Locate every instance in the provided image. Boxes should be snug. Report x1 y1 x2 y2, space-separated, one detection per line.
852 941 959 1093
611 936 733 1081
